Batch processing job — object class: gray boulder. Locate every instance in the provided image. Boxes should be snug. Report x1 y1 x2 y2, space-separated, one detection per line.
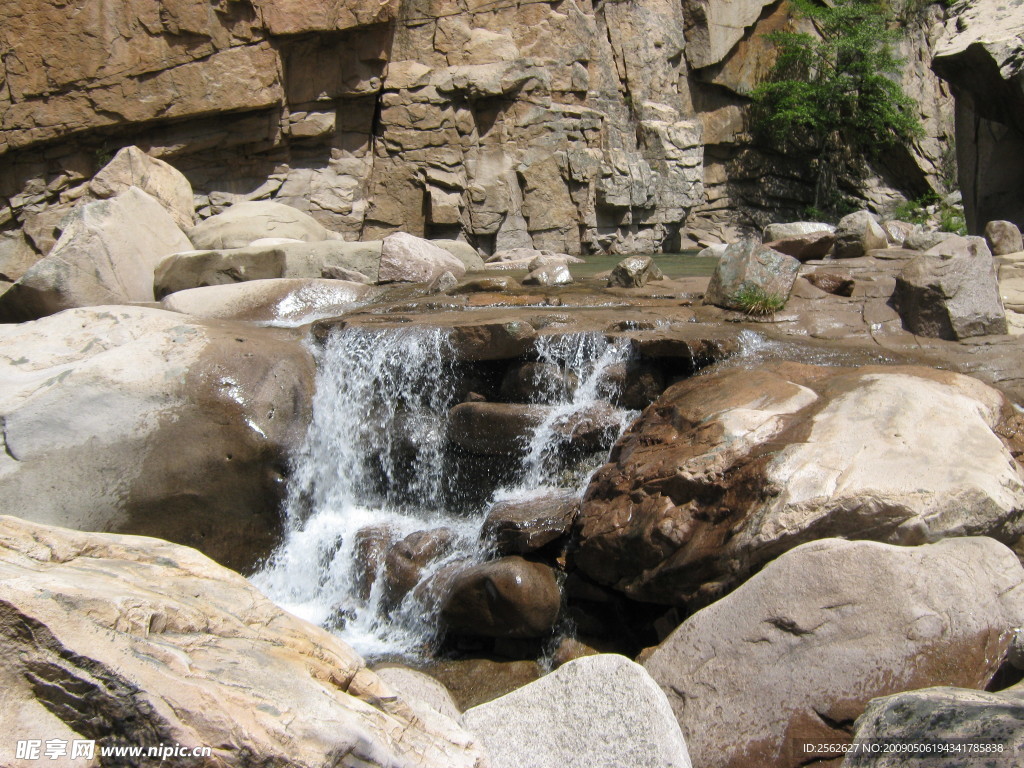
985 219 1024 256
704 239 800 311
462 654 692 768
0 187 192 321
763 230 836 262
188 200 341 249
904 227 954 252
842 685 1024 768
834 211 888 258
0 305 315 571
375 667 463 721
892 237 1008 339
378 232 468 283
696 243 728 259
608 255 664 287
644 537 1024 768
433 238 487 271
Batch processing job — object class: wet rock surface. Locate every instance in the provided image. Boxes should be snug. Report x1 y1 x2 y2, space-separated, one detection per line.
440 556 562 639
482 491 579 555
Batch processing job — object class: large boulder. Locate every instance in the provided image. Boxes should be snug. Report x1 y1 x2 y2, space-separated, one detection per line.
0 516 485 767
440 556 562 639
575 363 1024 605
161 278 370 324
704 240 800 312
188 201 342 250
643 537 1024 768
833 211 888 259
378 232 468 283
154 240 384 296
762 221 836 241
462 654 692 768
891 237 1008 339
89 145 195 230
0 188 192 321
842 685 1024 767
0 305 316 571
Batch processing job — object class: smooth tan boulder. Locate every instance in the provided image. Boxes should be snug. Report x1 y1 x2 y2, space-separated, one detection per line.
576 363 1024 605
644 537 1024 768
89 145 195 230
379 232 468 283
154 240 383 296
0 516 485 768
0 188 192 321
161 278 370 324
188 201 342 250
0 305 315 571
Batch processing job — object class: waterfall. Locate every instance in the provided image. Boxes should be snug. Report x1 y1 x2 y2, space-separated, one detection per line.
252 325 634 659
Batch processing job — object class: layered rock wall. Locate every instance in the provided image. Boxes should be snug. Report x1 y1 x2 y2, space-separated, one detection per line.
1 0 954 258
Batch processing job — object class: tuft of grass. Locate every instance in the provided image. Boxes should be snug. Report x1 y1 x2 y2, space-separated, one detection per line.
731 286 788 316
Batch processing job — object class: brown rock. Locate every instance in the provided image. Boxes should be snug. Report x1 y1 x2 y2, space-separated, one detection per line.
481 491 580 554
575 363 1024 605
764 230 835 262
805 271 855 296
383 528 458 606
834 211 888 259
644 537 1024 768
440 556 562 638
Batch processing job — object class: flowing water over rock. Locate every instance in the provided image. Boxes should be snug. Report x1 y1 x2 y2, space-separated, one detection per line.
253 326 634 658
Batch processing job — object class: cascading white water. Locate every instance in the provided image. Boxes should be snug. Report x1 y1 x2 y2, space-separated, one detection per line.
252 325 634 659
496 333 635 500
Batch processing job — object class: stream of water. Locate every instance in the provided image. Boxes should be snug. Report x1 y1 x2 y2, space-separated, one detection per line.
251 326 634 659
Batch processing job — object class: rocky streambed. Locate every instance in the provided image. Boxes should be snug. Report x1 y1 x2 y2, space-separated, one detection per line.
3 151 1024 768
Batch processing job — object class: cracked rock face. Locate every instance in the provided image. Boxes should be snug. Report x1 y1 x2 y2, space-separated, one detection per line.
575 362 1024 605
0 515 486 768
643 536 1024 768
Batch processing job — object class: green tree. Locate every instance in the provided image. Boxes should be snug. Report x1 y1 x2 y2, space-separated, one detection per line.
751 0 923 213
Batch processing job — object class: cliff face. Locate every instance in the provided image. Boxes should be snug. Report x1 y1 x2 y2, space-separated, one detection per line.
933 0 1024 233
0 0 953 257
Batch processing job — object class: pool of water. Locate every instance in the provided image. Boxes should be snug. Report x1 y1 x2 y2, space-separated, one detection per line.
568 252 715 280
